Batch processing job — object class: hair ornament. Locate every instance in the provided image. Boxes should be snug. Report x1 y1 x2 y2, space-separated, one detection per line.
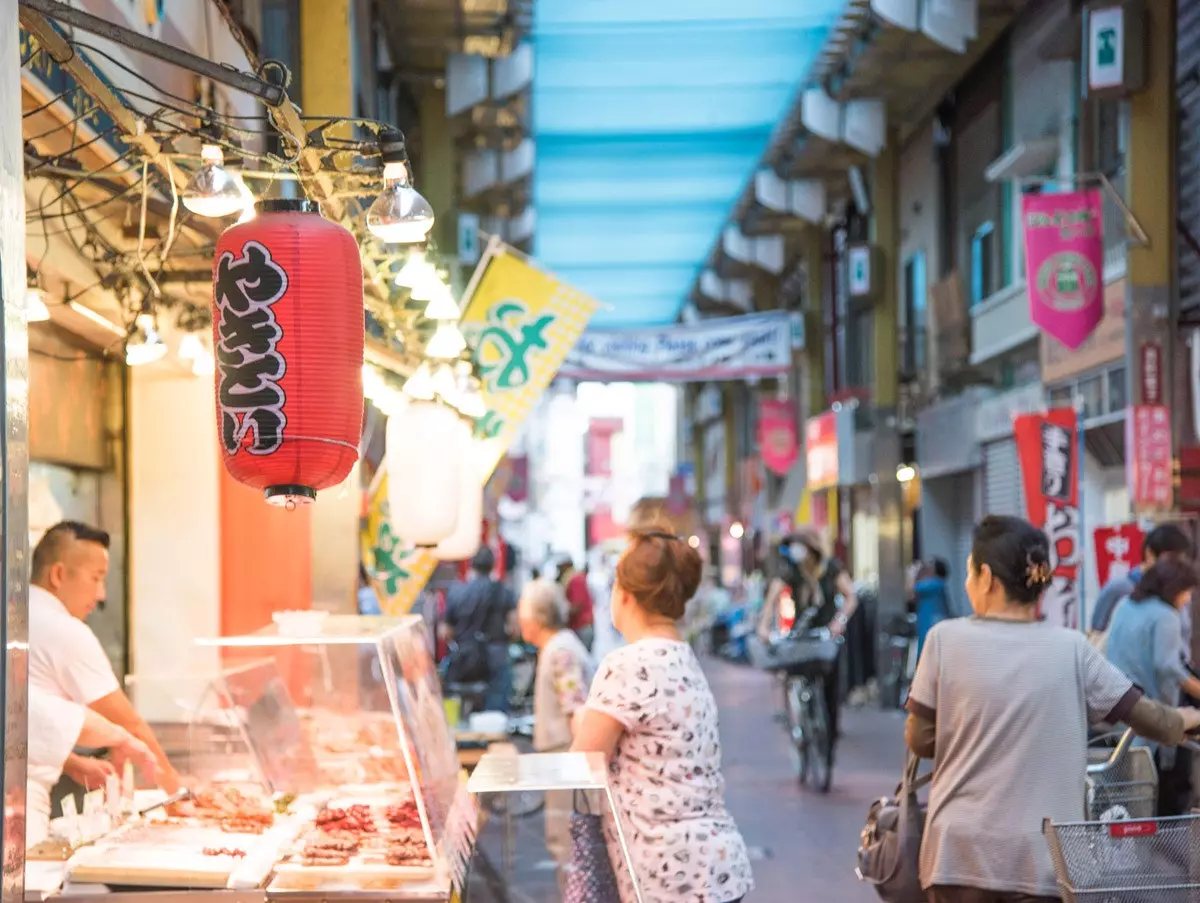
1025 557 1052 588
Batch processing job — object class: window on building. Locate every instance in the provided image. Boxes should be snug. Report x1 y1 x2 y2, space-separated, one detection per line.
970 222 996 305
902 252 928 377
1107 365 1127 412
1048 385 1073 409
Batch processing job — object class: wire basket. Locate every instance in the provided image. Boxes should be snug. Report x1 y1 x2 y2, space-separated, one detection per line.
747 632 839 674
1085 742 1157 821
1044 815 1200 902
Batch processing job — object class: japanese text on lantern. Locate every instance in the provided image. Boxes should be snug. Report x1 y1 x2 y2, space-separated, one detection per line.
1129 404 1172 510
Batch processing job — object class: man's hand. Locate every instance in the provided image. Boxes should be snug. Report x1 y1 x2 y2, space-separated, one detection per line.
63 753 116 791
110 732 159 786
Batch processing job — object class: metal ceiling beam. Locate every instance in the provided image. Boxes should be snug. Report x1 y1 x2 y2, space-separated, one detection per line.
17 0 286 106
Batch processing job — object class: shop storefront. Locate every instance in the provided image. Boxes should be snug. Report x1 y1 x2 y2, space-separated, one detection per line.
805 399 874 578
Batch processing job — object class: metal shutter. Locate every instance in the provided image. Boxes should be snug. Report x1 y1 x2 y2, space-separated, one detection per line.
950 473 977 615
983 439 1022 517
1179 0 1200 314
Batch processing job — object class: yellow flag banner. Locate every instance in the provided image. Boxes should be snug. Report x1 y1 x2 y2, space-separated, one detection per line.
364 241 602 614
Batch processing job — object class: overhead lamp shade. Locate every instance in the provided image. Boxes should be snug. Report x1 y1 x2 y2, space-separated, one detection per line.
212 199 364 507
434 452 483 562
386 401 467 547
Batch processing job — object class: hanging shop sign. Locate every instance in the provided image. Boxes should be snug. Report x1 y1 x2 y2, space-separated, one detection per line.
1022 190 1105 351
1127 404 1173 511
557 312 792 383
373 241 601 614
1014 408 1082 629
1139 341 1163 405
1093 522 1146 588
1085 1 1146 98
759 399 800 477
806 411 839 491
847 244 878 299
212 199 364 507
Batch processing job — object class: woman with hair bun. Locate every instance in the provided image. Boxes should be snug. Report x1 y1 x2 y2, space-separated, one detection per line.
572 526 752 903
906 515 1200 903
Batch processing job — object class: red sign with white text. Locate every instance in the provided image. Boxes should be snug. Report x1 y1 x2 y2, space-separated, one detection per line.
1128 405 1172 511
759 399 800 477
1014 408 1081 629
806 411 838 490
1093 523 1146 589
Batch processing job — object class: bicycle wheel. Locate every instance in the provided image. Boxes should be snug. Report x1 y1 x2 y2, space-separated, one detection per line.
785 677 810 784
804 682 833 794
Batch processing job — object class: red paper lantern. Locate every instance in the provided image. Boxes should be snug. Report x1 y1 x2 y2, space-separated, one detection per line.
212 199 364 506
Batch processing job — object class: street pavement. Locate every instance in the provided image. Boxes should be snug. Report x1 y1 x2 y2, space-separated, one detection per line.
712 656 908 901
466 652 907 902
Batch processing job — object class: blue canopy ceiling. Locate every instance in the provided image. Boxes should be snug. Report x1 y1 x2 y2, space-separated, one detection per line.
532 1 847 328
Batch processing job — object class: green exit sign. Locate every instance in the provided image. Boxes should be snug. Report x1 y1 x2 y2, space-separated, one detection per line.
1085 1 1146 97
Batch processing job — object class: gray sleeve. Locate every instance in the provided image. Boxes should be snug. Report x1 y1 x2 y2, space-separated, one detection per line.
1081 637 1139 724
1153 612 1191 691
905 624 939 720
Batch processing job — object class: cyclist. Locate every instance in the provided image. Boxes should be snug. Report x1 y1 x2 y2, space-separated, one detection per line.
791 525 857 744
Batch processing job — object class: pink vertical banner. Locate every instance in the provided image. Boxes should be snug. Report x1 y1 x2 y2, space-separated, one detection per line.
759 399 799 477
1021 189 1105 350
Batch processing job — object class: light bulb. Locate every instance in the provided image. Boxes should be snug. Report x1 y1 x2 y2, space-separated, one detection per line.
431 363 457 399
454 381 486 419
25 288 50 322
395 251 436 289
192 351 215 376
423 282 460 320
729 522 745 540
425 322 466 359
403 362 436 400
182 144 245 218
178 333 204 360
126 315 167 366
366 161 434 244
235 178 256 224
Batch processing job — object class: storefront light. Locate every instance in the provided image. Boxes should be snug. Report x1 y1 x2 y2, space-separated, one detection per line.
896 463 917 483
425 322 466 359
191 351 216 377
178 332 204 360
395 250 437 290
423 281 460 321
729 522 745 540
25 288 50 322
182 144 246 219
688 535 701 549
366 130 434 244
403 362 436 400
125 314 167 366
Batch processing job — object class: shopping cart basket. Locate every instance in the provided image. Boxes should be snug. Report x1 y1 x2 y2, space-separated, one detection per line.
1086 730 1158 821
747 628 840 674
1044 814 1200 902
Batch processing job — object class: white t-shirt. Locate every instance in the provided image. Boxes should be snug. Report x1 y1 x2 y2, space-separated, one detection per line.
26 688 85 847
586 639 753 903
28 585 120 705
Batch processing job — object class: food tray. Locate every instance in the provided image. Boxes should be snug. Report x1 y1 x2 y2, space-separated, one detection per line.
270 797 436 891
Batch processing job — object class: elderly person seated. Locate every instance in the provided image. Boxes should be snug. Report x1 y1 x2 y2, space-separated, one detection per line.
517 578 595 883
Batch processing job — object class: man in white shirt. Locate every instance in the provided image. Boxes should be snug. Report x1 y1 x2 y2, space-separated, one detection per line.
26 686 157 847
29 521 181 802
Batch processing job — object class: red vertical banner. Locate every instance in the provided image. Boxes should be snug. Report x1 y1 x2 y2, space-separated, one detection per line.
1014 408 1082 629
1093 523 1146 588
1127 404 1173 511
759 399 800 477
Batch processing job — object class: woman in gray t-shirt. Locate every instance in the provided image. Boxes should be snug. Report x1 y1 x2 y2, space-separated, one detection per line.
905 515 1200 903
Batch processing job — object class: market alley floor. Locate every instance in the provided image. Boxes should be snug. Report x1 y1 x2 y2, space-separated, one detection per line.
466 655 907 902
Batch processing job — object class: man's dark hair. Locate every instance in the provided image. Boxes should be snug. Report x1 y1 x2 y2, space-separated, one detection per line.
1143 524 1193 563
932 558 950 579
31 521 110 582
471 546 495 575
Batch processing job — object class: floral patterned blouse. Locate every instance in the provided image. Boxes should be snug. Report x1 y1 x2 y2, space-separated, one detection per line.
586 638 753 903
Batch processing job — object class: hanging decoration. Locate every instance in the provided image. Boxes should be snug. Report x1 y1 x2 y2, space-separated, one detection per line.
386 401 468 547
1021 189 1105 350
212 198 364 506
434 451 484 562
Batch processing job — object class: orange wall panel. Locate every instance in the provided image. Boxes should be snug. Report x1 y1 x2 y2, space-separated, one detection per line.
219 467 313 637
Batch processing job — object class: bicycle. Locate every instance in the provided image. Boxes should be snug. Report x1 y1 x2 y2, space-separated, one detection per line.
750 625 841 793
879 612 917 709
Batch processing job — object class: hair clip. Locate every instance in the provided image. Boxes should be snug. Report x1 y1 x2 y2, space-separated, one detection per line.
641 530 682 543
1025 558 1052 587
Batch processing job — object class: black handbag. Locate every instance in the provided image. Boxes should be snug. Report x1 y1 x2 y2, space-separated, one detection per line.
563 790 621 903
857 752 932 903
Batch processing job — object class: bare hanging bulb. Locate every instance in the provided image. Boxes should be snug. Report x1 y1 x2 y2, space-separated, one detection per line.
425 322 467 359
366 129 434 244
183 144 245 219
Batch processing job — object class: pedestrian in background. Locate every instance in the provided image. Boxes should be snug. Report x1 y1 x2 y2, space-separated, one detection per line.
572 525 752 903
440 547 516 712
1105 559 1200 815
1090 523 1193 648
516 578 594 890
914 558 952 661
905 514 1200 903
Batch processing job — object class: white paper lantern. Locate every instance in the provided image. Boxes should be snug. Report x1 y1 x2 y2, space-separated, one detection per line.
434 453 483 562
386 401 466 547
